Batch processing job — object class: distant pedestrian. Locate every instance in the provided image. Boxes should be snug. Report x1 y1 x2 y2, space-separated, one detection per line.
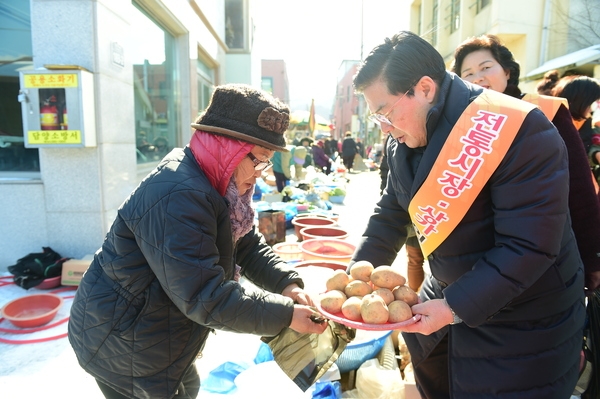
356 138 365 158
324 138 338 160
291 145 307 180
299 137 314 168
313 140 333 175
378 135 391 195
272 145 294 192
341 132 358 170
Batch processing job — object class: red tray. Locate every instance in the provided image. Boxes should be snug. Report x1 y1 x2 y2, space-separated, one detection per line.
315 302 421 331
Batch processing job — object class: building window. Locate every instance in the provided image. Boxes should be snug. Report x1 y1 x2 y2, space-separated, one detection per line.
450 0 460 33
131 4 179 164
198 83 212 115
432 0 439 46
261 77 273 95
477 0 490 14
0 0 39 174
197 59 214 114
225 0 247 51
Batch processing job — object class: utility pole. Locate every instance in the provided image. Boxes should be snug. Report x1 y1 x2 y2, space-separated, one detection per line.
358 0 368 146
360 0 364 61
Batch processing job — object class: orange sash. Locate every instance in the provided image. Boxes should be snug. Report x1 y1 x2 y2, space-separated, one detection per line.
521 94 599 192
521 93 568 120
409 90 536 257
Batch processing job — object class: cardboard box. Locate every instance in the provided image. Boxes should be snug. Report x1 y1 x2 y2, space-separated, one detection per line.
61 256 93 286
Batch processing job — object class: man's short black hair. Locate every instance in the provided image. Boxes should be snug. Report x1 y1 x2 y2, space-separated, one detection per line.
354 31 446 96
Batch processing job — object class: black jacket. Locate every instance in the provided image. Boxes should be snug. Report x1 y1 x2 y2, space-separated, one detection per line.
69 147 302 399
353 73 584 397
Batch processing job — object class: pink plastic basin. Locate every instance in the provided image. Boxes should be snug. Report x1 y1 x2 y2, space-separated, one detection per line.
299 226 349 241
299 238 356 263
293 260 348 271
291 216 337 241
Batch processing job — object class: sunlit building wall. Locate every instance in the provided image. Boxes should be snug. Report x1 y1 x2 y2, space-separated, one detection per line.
0 0 259 268
261 60 290 104
409 0 599 92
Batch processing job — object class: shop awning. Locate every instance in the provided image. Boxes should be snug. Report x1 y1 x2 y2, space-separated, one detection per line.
525 44 600 80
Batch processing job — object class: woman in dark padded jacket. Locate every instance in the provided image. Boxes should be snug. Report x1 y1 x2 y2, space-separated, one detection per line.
68 84 327 399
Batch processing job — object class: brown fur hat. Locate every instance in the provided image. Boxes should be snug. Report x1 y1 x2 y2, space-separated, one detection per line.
191 84 290 151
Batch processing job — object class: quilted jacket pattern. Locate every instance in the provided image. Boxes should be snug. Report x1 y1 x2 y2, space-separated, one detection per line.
69 142 302 399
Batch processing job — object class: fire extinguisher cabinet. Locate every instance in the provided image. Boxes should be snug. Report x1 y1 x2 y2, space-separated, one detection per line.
18 67 96 148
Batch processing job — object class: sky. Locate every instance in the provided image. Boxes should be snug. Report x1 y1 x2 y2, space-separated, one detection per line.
252 0 411 118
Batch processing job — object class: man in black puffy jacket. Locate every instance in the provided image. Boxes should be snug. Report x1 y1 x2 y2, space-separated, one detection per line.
351 31 584 398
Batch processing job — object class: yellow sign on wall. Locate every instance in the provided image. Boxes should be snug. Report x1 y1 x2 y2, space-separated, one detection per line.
23 73 79 88
27 130 83 145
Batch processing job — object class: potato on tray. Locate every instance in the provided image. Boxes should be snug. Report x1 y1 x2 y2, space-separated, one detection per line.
316 261 420 330
319 289 347 314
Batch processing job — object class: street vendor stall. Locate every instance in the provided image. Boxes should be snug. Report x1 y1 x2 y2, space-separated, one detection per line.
288 110 333 144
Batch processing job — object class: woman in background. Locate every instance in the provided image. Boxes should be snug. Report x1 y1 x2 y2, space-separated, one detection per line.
312 140 333 175
538 71 600 153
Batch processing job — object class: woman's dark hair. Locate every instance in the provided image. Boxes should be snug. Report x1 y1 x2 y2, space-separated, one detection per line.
550 75 600 121
353 31 446 96
452 34 521 97
536 70 560 95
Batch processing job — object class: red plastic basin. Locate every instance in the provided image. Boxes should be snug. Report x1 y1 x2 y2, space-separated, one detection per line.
291 216 337 241
36 276 62 290
299 226 349 241
293 260 348 271
299 238 356 263
1 293 63 328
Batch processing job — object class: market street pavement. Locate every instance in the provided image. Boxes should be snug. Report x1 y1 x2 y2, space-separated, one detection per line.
0 168 418 399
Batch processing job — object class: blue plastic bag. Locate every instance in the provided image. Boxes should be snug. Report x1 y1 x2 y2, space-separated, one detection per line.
254 341 275 364
200 342 275 394
311 381 342 399
201 361 249 394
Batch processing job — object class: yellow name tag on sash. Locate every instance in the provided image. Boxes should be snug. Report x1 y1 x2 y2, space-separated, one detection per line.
409 90 537 257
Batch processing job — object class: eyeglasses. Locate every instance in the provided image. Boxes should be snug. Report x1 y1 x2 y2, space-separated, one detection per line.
368 84 415 126
246 152 273 171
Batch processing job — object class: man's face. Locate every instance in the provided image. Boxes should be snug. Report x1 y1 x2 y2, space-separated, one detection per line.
363 78 432 148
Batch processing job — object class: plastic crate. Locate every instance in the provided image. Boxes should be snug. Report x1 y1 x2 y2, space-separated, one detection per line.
335 330 392 373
